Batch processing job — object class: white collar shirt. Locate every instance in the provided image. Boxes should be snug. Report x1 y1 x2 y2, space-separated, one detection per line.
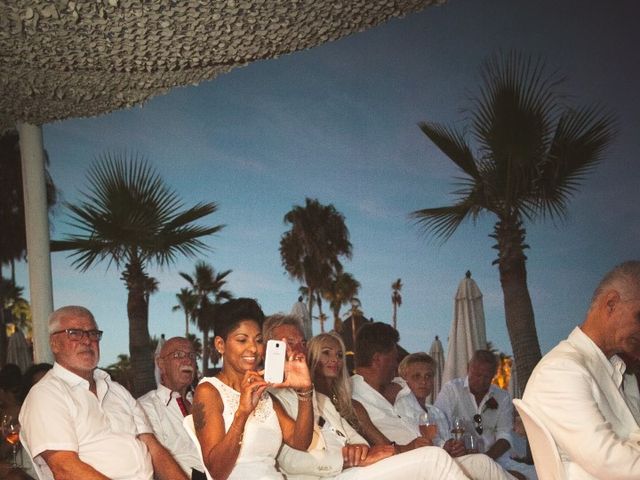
523 326 640 479
434 375 513 454
19 362 153 480
138 383 201 475
394 385 451 447
350 374 419 444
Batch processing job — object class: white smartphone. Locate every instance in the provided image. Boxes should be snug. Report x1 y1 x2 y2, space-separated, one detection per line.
264 339 286 384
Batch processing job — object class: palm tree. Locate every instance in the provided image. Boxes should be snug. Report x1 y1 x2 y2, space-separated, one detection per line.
322 271 360 332
179 261 232 374
0 278 31 364
391 278 403 330
51 153 222 396
0 131 58 278
186 333 203 362
280 198 352 339
411 52 615 388
173 287 198 336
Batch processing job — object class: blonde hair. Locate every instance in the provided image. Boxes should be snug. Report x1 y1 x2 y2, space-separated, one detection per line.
307 332 359 428
398 352 434 379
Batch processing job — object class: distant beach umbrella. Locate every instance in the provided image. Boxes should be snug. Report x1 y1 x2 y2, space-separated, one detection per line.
290 298 311 332
442 271 487 385
7 329 33 373
429 335 445 401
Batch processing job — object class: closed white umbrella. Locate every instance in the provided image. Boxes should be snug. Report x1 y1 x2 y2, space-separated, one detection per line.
7 328 33 373
429 335 445 401
442 271 487 385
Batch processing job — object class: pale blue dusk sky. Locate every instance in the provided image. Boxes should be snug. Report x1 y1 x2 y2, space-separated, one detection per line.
15 0 640 367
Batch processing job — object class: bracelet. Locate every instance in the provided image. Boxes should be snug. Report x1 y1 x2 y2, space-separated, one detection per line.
296 385 314 398
297 394 313 402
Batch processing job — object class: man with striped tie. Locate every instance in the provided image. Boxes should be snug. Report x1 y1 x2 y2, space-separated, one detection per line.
139 336 205 480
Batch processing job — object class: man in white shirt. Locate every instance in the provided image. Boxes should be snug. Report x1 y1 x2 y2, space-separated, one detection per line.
435 350 533 479
263 314 470 480
19 305 188 480
351 322 517 480
523 260 640 479
138 336 205 480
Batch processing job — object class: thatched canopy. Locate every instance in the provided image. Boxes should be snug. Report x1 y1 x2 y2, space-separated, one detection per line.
0 0 443 133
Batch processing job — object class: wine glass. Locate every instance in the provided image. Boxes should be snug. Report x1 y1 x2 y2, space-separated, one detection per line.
1 414 21 467
450 416 466 441
418 411 438 440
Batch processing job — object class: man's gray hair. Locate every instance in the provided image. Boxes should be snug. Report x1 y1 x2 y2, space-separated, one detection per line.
470 349 498 371
48 305 95 334
591 260 640 307
263 313 304 341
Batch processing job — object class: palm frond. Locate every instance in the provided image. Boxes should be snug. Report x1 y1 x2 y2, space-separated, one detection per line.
51 152 223 272
418 121 479 179
410 199 479 242
532 105 616 218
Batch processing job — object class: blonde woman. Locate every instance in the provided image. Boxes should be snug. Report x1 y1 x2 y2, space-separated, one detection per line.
308 332 419 451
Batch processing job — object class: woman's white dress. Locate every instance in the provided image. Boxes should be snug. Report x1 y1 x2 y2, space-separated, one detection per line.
202 376 284 480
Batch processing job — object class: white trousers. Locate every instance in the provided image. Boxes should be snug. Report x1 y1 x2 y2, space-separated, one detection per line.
456 454 518 480
334 446 469 480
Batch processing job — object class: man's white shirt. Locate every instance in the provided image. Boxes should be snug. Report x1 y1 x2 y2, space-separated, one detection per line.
20 362 154 480
138 383 201 476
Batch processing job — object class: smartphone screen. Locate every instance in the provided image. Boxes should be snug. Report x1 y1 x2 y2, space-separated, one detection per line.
264 339 286 384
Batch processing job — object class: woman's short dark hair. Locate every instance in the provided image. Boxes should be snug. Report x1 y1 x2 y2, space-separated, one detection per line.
354 322 399 368
214 298 265 340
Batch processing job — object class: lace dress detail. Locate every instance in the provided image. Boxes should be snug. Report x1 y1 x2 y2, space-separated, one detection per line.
201 377 283 480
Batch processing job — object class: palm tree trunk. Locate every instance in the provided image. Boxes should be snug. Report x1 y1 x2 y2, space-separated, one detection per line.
333 306 342 333
125 264 156 397
493 219 542 394
304 289 314 340
185 313 189 337
317 295 325 333
202 330 209 374
392 304 397 330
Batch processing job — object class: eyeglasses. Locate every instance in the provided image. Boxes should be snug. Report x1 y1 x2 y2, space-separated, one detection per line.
164 350 197 360
51 328 103 342
473 414 483 435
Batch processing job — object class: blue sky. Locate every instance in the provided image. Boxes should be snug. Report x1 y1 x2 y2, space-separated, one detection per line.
14 0 640 367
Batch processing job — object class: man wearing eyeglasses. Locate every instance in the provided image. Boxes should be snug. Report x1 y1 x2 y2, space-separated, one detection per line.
19 305 188 480
138 337 206 480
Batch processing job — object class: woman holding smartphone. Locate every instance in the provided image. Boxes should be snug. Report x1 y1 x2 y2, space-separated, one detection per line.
192 298 313 480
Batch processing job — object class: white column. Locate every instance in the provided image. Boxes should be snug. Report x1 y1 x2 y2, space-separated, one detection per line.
17 122 54 364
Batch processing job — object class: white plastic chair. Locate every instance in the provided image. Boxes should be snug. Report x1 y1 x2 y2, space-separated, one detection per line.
513 399 567 480
183 414 213 480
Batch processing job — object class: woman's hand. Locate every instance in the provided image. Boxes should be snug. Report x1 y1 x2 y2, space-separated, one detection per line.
269 343 312 390
359 445 394 466
237 370 268 415
341 444 369 467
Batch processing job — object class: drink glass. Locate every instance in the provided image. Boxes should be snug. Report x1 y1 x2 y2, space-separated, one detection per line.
1 414 21 467
418 411 438 440
450 417 465 441
463 432 478 453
